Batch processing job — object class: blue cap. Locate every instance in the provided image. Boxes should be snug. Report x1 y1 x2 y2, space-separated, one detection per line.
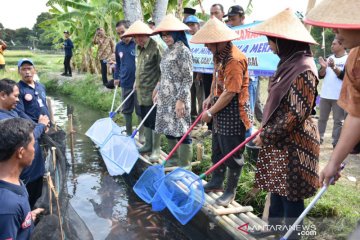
184 15 200 24
17 58 34 68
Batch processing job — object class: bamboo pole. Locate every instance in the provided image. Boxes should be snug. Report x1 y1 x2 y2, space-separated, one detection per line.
51 147 57 171
46 97 57 131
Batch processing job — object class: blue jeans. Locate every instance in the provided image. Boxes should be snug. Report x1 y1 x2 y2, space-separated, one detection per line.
246 78 259 137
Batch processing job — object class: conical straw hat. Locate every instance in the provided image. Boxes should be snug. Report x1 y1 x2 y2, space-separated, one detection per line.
249 8 317 45
304 0 360 29
190 17 239 44
153 14 190 34
122 20 153 37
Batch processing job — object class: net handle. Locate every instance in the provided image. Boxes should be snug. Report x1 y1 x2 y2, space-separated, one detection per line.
161 110 206 166
280 163 345 240
110 85 118 113
110 89 135 118
130 103 157 138
199 128 263 179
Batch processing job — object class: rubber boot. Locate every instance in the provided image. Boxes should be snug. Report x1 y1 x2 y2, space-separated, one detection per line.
137 116 145 144
203 167 225 193
149 131 161 163
178 143 193 170
166 139 179 167
216 168 241 207
138 127 152 153
123 114 133 136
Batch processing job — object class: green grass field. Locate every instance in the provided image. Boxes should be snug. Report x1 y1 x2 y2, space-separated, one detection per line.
1 50 359 239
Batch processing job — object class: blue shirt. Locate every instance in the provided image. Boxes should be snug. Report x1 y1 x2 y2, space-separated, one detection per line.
0 109 46 183
0 180 33 240
16 80 50 123
64 38 74 56
114 40 136 89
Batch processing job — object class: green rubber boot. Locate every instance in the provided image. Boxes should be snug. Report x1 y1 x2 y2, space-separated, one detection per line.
178 143 193 170
123 114 133 136
166 139 179 167
149 131 161 163
138 127 152 153
215 168 241 207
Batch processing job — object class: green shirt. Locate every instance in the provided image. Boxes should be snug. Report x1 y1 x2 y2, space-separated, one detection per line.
135 38 163 106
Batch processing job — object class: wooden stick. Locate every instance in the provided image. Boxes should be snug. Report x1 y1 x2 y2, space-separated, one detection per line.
46 97 57 131
51 147 57 171
213 206 253 215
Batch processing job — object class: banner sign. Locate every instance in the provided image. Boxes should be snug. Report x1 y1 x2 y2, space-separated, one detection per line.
187 21 280 76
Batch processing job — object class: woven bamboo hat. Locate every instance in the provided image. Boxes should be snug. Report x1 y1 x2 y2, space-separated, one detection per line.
249 8 317 45
153 14 190 34
304 0 360 29
190 17 239 44
122 20 153 37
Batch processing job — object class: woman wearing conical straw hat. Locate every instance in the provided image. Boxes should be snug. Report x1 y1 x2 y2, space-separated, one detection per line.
191 17 252 207
248 9 320 238
152 15 194 168
122 20 163 162
305 0 360 188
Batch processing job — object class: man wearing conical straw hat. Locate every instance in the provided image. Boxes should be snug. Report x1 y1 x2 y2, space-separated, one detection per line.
248 8 319 238
122 20 163 162
305 0 360 189
191 17 252 207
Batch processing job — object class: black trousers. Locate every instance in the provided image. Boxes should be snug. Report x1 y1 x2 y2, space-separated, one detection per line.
268 193 305 239
139 105 157 130
26 176 43 209
64 55 72 75
100 59 108 85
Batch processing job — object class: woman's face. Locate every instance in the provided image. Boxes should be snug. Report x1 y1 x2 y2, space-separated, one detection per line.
333 28 360 49
161 32 175 46
268 39 278 55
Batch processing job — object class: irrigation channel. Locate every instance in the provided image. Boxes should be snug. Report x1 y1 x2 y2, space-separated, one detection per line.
49 94 231 240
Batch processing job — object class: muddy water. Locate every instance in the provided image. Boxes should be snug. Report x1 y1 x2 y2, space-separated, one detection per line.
49 95 211 240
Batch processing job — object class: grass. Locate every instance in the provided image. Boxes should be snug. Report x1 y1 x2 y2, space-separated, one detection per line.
1 50 359 239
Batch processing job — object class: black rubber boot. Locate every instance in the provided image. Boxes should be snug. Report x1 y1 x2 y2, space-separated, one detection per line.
203 167 225 193
123 114 133 136
215 168 241 207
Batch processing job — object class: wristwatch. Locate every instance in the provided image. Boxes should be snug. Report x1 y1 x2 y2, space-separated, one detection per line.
206 110 213 118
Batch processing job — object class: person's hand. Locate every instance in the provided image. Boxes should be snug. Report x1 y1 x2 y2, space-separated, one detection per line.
153 92 158 104
253 134 263 147
318 56 327 69
202 97 211 111
31 208 44 221
201 110 212 123
175 100 185 118
319 161 342 187
38 115 50 127
328 57 335 69
114 80 120 87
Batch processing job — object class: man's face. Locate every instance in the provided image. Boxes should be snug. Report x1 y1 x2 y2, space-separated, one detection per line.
0 85 20 110
186 23 200 35
19 63 36 84
210 5 224 21
228 15 244 27
134 35 149 48
334 28 360 49
116 25 132 44
268 39 278 55
19 133 35 167
64 33 69 39
331 39 344 54
98 28 105 37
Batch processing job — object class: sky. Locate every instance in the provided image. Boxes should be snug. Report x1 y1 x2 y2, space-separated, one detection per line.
0 0 49 30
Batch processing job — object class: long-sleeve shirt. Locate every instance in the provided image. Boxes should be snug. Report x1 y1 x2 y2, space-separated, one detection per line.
64 38 74 56
135 38 163 106
93 35 115 60
114 39 136 89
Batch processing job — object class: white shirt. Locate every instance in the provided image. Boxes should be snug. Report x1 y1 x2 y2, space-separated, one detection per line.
320 54 348 100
